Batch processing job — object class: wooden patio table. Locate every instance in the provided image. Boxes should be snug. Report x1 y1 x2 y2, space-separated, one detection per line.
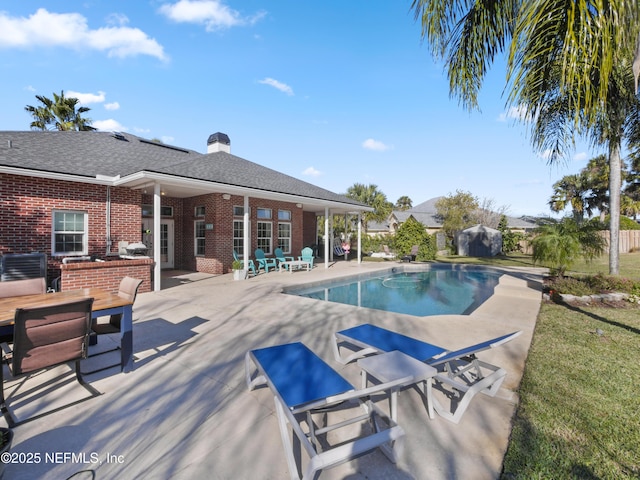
0 288 134 373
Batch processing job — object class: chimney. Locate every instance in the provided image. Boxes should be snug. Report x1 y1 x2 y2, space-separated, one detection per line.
207 132 231 153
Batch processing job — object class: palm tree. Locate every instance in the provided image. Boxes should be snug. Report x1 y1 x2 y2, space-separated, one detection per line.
549 174 589 221
25 91 96 131
345 183 392 233
410 1 640 275
395 196 413 211
531 218 606 277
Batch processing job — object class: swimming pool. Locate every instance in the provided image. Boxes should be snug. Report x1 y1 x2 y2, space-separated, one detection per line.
285 265 503 317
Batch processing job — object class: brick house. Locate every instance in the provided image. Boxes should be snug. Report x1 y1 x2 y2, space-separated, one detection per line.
0 131 370 291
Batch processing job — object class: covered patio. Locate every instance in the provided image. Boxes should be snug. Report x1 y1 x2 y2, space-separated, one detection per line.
3 261 544 479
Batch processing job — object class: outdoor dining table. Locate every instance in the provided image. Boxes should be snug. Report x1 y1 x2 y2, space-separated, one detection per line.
0 288 134 373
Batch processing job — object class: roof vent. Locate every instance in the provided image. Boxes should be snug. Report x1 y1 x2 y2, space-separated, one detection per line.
207 132 230 153
112 132 127 141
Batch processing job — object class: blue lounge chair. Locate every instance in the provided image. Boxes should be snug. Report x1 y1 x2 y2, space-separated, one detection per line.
333 324 522 423
254 248 277 273
233 250 256 276
246 342 406 479
274 248 294 271
298 247 314 269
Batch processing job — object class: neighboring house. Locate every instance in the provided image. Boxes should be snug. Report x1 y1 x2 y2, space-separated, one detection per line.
373 197 537 235
0 131 370 291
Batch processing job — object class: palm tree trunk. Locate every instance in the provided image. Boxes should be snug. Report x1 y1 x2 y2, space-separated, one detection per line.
608 141 622 275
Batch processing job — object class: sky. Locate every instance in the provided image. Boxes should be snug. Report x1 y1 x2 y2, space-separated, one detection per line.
0 1 600 217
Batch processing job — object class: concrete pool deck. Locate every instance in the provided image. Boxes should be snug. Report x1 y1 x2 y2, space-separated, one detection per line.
3 260 545 479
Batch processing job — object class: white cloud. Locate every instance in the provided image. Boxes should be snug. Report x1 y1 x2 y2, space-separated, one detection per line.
161 136 175 144
302 166 322 177
66 90 106 104
104 102 120 111
497 105 531 122
93 119 127 132
24 85 36 92
133 127 151 134
258 77 294 96
0 8 167 60
362 138 391 151
573 152 588 162
159 0 266 32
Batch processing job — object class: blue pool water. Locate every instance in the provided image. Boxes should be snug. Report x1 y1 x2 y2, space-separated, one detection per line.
286 266 502 317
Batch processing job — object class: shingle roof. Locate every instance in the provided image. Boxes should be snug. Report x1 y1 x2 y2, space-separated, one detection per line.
0 131 364 206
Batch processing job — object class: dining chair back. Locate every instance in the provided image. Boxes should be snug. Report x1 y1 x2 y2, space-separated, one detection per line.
1 297 100 426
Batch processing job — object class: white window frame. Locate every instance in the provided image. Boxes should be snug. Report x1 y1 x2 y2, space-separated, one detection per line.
278 210 291 221
233 219 244 255
194 220 206 256
278 222 292 254
257 221 272 254
257 208 272 219
52 210 88 256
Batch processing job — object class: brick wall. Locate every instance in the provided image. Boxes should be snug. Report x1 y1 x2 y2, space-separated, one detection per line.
2 172 315 280
60 258 153 294
1 173 141 285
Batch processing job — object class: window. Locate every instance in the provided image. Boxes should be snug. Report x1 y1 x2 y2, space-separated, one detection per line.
278 210 291 221
233 220 244 255
278 222 291 253
257 208 272 219
257 221 272 254
142 205 174 217
195 206 205 217
233 206 244 216
53 211 88 255
195 220 206 256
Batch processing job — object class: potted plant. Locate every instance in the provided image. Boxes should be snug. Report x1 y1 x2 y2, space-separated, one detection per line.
232 260 246 281
0 427 14 478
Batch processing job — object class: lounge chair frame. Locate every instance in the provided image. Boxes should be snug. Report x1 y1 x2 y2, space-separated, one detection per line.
246 342 407 479
333 324 521 423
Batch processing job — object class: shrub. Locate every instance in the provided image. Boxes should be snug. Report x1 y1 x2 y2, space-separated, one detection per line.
394 217 436 261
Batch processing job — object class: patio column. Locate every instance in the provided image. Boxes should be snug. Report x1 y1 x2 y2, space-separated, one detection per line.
243 195 250 267
153 183 161 292
324 207 329 269
357 212 362 264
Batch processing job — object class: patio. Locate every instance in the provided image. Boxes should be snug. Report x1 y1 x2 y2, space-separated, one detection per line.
3 261 544 479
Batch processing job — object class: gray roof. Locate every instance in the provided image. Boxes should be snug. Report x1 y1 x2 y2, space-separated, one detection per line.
392 197 536 230
0 131 365 207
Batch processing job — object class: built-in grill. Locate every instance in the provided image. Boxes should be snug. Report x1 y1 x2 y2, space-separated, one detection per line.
120 242 149 259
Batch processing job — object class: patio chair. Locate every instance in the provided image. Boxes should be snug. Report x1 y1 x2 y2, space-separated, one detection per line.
298 247 314 269
246 342 406 480
0 298 101 427
0 278 47 343
254 248 277 273
82 276 142 375
233 250 256 276
402 245 419 262
274 248 294 271
333 324 522 423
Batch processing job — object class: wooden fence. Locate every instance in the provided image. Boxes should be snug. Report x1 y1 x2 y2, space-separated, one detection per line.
519 230 640 254
599 230 640 253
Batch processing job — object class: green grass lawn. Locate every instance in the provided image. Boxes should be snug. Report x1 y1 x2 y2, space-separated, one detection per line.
438 252 640 478
436 252 640 281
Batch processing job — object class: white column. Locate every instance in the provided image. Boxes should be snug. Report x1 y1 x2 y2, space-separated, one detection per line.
153 183 161 292
324 207 330 269
357 212 362 264
243 196 250 266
